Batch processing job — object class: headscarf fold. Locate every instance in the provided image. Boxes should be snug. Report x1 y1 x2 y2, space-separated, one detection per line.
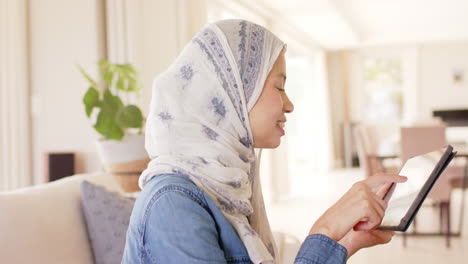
140 19 285 264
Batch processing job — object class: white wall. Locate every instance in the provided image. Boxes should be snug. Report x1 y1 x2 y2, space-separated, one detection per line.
130 0 208 114
28 0 210 183
29 0 106 183
419 41 468 120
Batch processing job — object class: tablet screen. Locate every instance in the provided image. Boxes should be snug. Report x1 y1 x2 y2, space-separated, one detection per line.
380 148 444 227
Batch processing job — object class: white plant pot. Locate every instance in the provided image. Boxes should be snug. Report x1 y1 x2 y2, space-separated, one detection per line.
96 133 148 165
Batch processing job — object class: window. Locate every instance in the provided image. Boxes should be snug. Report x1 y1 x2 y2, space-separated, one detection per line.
284 51 332 198
362 56 403 122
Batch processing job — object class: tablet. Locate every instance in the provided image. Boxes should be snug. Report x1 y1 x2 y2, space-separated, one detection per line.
378 145 457 231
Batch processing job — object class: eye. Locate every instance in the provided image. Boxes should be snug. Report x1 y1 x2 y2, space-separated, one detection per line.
276 87 285 92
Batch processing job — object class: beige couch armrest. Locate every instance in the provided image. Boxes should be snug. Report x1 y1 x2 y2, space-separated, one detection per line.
0 173 121 264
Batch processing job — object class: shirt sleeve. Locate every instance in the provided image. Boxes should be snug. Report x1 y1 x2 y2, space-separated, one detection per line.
142 190 228 264
294 234 348 264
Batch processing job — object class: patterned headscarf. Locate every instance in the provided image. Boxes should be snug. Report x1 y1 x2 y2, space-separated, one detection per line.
140 19 286 264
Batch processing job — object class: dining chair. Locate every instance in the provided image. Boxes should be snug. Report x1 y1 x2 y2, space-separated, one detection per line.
353 124 400 178
400 125 465 247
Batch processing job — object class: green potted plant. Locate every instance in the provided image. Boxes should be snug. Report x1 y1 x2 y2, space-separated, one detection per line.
79 59 148 192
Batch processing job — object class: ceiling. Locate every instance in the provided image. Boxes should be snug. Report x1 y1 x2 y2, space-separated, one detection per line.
260 0 468 49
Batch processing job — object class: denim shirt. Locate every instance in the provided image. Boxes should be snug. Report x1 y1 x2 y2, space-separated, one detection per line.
122 174 347 264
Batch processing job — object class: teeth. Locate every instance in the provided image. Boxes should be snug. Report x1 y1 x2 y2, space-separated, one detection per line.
278 122 285 128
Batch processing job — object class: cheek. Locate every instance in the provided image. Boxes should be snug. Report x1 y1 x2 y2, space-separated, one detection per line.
259 89 282 113
249 113 272 146
248 86 284 147
253 93 281 130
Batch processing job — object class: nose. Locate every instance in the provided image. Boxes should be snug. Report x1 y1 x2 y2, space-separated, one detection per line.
283 93 294 114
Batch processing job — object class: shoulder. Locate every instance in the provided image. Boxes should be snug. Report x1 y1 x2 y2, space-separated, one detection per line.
129 173 252 263
135 173 219 242
135 174 229 263
135 174 210 217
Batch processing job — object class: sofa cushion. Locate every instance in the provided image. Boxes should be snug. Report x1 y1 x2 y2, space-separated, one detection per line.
0 173 120 264
80 181 135 264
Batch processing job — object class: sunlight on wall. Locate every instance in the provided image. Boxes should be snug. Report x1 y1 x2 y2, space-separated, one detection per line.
285 52 332 198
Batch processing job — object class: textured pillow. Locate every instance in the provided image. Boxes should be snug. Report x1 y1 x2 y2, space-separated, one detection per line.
80 181 136 264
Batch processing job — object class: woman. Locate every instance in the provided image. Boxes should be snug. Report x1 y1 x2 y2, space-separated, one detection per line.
121 19 407 264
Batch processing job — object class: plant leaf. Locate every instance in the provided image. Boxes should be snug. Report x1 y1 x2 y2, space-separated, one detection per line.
81 60 145 140
94 110 124 141
83 86 100 117
93 88 125 140
113 63 140 92
104 71 114 87
122 64 137 74
78 66 97 87
98 59 109 77
99 59 114 86
127 78 141 93
116 77 126 92
116 105 144 128
103 88 124 111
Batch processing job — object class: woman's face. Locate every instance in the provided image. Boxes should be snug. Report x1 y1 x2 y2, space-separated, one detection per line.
249 50 294 148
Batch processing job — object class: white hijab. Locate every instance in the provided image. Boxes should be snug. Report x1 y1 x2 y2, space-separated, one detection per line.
140 19 285 264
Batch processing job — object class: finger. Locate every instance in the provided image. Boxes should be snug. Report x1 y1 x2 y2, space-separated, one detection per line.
354 217 382 231
354 221 368 231
376 182 393 200
365 187 387 217
347 184 387 231
367 192 386 219
364 174 407 191
354 198 386 231
372 230 395 244
373 194 387 216
378 197 389 212
354 220 380 231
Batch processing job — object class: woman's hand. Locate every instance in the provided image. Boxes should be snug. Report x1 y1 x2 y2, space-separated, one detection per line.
308 173 407 243
338 228 395 258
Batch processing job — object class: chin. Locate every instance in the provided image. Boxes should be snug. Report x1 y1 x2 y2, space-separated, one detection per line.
269 143 281 149
257 138 281 149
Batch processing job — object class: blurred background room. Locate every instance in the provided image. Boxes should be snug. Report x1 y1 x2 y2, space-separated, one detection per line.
1 0 467 263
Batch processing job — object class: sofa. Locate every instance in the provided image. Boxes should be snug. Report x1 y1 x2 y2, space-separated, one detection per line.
0 173 122 263
0 173 300 264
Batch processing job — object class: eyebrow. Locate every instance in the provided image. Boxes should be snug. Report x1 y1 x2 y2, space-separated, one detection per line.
277 73 287 82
